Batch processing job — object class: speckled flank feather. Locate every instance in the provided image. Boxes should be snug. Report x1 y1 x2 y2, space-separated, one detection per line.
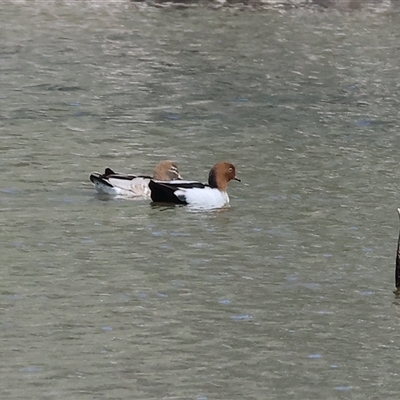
90 173 152 198
89 160 182 199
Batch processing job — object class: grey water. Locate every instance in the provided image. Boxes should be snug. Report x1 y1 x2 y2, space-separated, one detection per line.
1 1 400 399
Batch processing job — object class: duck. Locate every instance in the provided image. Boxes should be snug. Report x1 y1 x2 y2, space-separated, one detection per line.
90 160 182 199
149 162 240 209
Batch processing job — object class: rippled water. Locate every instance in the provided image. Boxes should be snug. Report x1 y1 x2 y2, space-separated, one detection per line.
2 1 400 399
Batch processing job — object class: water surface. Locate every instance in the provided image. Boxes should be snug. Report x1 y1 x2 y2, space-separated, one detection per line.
1 2 400 399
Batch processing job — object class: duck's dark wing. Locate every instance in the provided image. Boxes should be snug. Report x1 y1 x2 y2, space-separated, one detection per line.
104 167 116 176
149 180 206 204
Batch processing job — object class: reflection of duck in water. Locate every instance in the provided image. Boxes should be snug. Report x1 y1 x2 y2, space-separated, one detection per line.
395 208 400 295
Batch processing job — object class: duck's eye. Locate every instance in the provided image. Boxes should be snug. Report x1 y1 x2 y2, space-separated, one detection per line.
228 167 233 172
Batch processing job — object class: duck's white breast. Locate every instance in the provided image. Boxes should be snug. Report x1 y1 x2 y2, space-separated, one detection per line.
176 187 229 209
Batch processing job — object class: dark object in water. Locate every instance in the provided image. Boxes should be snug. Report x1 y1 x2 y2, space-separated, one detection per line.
395 208 400 295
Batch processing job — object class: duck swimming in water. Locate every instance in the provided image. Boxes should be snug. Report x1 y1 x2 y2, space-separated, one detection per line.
90 160 182 199
149 161 240 209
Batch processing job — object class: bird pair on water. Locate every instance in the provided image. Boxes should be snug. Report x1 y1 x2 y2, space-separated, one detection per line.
90 160 240 209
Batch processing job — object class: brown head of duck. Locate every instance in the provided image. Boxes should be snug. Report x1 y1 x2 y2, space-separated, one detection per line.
153 160 182 181
208 162 240 191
